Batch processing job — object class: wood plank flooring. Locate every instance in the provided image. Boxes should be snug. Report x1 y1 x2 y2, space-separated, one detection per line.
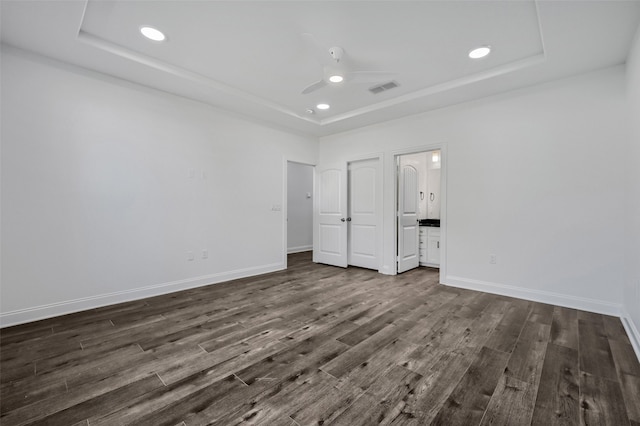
1 252 639 425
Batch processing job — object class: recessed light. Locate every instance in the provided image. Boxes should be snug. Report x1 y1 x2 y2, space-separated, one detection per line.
305 108 315 114
316 103 330 110
468 45 491 59
140 26 166 42
328 75 344 83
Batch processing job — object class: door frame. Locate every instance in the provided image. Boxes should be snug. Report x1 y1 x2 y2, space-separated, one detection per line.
392 143 447 281
283 159 316 270
347 155 384 272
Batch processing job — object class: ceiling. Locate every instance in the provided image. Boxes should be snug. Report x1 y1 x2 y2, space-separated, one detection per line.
2 1 640 136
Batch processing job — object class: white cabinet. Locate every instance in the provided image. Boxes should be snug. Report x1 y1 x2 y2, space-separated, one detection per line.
419 226 440 267
419 227 428 264
427 230 440 265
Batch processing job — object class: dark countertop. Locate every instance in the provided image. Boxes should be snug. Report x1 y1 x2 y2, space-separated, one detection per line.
419 219 440 227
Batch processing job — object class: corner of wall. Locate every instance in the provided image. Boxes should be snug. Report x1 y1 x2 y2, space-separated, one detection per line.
621 306 640 364
443 275 623 317
623 23 640 363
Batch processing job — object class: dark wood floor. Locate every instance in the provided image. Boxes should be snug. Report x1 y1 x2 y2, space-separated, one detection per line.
1 252 639 425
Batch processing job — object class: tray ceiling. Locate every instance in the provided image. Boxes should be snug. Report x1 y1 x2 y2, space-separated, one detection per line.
2 1 639 136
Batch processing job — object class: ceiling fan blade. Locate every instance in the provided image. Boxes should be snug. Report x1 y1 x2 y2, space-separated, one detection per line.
301 79 327 94
301 33 332 66
346 71 397 84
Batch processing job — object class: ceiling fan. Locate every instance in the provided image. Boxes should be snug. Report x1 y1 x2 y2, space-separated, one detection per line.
301 33 396 95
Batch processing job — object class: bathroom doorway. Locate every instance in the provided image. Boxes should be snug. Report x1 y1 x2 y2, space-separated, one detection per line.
396 149 443 274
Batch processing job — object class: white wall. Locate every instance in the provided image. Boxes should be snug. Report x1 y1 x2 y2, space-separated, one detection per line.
624 25 640 357
287 162 313 253
319 66 629 315
2 43 636 336
0 47 318 326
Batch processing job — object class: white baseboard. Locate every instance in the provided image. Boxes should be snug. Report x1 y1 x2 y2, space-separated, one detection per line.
443 275 622 317
287 245 312 254
621 308 640 364
0 262 285 328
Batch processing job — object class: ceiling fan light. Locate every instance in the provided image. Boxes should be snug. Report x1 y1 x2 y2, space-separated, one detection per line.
328 75 344 83
140 26 166 42
469 46 491 59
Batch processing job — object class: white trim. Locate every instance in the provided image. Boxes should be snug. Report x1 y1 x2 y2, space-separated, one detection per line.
0 262 284 328
533 0 548 59
621 307 640 364
287 245 312 254
76 30 315 125
320 54 545 126
1 44 314 140
443 275 622 317
283 157 288 269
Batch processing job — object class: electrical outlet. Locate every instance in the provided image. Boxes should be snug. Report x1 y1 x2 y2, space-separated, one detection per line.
202 249 208 259
187 251 195 261
489 254 497 264
271 204 282 211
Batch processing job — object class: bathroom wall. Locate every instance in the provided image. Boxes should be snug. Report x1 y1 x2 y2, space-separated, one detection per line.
427 150 442 220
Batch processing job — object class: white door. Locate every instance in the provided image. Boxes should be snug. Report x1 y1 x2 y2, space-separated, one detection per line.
348 159 378 270
397 159 420 273
313 164 348 267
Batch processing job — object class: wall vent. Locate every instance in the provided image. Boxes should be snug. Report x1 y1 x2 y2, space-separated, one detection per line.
369 81 399 94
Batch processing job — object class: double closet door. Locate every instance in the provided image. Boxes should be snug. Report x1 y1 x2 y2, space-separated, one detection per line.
314 158 379 270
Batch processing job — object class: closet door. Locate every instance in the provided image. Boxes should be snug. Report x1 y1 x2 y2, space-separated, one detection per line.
348 159 378 270
313 164 348 267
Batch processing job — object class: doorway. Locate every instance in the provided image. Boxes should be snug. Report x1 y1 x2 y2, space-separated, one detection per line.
396 149 443 274
285 161 315 267
314 157 381 270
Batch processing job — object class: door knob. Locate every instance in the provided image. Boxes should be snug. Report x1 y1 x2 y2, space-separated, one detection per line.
347 217 352 222
341 218 346 222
